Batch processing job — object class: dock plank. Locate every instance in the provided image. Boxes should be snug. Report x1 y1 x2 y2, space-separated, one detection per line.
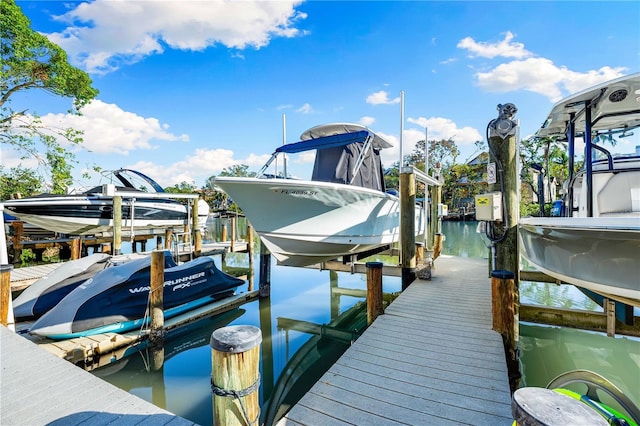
278 255 513 425
1 326 196 425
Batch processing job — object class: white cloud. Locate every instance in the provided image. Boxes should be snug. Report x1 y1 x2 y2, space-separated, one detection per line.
407 116 482 147
457 31 532 59
366 90 400 105
48 0 308 74
123 147 270 187
474 59 627 102
38 100 189 155
359 116 375 126
458 32 628 102
296 103 313 114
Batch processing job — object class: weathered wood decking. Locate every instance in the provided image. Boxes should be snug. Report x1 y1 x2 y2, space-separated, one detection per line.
0 325 196 425
277 255 513 425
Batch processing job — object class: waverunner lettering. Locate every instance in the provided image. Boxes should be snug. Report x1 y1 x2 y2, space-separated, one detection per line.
128 272 207 294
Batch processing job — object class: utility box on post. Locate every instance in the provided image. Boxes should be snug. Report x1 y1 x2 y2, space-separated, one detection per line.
475 193 502 221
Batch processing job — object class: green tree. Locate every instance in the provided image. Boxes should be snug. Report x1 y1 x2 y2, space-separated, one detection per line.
0 166 42 200
1 0 98 193
219 164 256 177
519 136 569 215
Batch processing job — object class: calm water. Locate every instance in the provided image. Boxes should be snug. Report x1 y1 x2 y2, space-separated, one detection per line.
92 219 639 424
441 220 639 407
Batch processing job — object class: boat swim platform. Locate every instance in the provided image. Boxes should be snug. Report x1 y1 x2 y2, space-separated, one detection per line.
0 326 197 426
277 255 513 426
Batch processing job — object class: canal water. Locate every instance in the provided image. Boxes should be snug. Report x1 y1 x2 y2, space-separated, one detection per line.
92 219 639 424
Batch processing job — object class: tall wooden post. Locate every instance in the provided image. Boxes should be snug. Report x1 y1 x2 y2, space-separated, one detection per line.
113 196 122 255
487 105 520 387
164 229 173 250
259 240 271 298
221 220 228 242
210 325 262 426
0 264 13 327
11 221 23 265
70 237 81 260
366 262 384 324
400 169 416 289
192 199 202 256
428 164 442 255
150 250 165 345
487 108 519 286
247 225 254 291
230 216 237 253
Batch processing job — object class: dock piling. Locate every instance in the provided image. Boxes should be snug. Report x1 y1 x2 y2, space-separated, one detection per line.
259 241 271 298
150 250 165 344
1 264 14 328
113 195 122 255
366 261 384 324
400 169 416 289
512 387 608 426
210 325 262 426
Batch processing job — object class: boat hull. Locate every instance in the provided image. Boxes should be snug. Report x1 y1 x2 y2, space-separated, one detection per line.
3 195 188 235
214 178 424 266
29 253 244 339
518 217 640 305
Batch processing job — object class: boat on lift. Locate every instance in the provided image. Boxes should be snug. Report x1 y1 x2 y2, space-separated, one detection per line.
214 123 437 267
518 73 640 307
1 169 208 236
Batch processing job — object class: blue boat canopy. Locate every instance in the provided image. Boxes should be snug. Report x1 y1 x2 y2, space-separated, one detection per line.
275 131 370 154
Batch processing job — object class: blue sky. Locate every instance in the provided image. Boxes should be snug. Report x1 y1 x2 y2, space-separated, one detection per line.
5 1 640 189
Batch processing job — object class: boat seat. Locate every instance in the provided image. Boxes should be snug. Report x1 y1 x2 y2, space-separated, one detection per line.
597 171 640 217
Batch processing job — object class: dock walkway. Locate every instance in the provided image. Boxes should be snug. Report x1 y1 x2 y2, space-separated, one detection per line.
0 325 196 425
277 255 513 425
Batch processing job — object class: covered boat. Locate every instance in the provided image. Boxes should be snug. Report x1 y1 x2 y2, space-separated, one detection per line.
29 252 244 339
214 123 435 267
518 73 640 307
1 169 207 236
13 253 112 319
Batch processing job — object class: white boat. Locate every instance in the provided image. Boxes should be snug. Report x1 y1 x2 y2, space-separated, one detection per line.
214 123 431 267
1 169 208 236
519 73 640 307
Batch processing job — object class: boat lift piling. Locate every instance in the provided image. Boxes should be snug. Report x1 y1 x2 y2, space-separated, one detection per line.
485 103 521 389
113 195 123 255
150 250 166 346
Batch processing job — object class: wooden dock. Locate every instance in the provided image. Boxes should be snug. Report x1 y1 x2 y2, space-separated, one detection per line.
277 255 513 425
0 325 197 425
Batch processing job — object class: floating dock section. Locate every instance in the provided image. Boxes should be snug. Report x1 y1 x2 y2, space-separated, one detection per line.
277 255 513 425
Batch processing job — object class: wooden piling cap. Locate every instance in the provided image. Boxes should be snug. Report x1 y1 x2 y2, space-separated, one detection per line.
491 269 515 279
210 325 262 353
365 262 384 269
512 387 608 426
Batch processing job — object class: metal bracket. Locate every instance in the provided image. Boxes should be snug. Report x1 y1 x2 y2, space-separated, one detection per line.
489 103 518 140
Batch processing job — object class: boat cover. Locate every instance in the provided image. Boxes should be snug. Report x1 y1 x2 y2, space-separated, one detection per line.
276 129 386 192
29 253 244 337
